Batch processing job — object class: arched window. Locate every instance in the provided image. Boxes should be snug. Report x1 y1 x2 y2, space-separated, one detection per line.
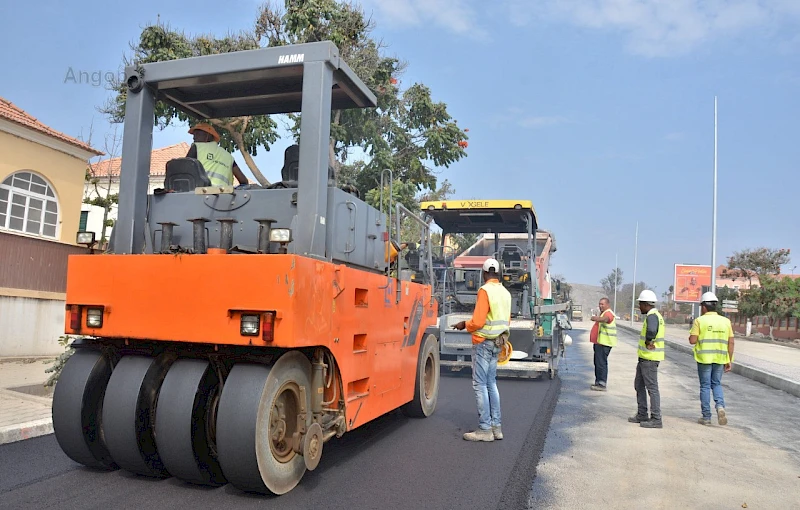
0 171 60 239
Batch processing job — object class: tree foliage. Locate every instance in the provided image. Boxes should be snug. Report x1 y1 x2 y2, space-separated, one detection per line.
44 336 78 387
600 268 624 299
258 0 468 193
715 285 739 303
617 281 651 317
737 275 800 339
722 247 792 288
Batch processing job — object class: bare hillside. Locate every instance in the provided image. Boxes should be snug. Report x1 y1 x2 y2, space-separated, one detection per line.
569 283 610 319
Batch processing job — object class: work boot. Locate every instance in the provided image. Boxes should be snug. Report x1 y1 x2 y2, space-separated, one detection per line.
698 417 711 426
492 426 503 440
590 384 607 391
628 415 649 423
716 407 728 426
463 429 494 442
640 419 663 429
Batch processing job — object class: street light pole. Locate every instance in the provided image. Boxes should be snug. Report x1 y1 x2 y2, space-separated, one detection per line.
614 252 618 313
711 96 718 294
631 222 638 326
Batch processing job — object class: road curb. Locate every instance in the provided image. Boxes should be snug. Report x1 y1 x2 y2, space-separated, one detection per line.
617 323 800 399
0 417 53 445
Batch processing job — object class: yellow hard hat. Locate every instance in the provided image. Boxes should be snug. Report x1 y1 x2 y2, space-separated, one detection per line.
498 340 513 365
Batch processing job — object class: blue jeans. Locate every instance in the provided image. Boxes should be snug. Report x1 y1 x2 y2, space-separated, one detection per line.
697 362 725 419
472 340 501 430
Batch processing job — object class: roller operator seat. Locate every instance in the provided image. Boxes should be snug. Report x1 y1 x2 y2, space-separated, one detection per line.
164 158 212 192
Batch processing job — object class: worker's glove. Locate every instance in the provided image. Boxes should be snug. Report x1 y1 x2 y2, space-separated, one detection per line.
452 321 466 331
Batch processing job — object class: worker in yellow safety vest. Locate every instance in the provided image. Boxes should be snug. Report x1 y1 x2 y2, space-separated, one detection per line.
186 123 249 187
452 258 512 442
689 292 735 426
629 289 665 429
590 297 617 391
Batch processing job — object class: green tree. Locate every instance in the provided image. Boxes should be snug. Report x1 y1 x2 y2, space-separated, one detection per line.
715 285 739 303
600 268 623 299
449 233 479 254
258 0 468 194
738 276 800 340
722 247 792 288
617 281 651 319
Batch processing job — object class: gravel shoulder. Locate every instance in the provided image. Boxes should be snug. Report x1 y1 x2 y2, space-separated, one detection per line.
528 324 800 510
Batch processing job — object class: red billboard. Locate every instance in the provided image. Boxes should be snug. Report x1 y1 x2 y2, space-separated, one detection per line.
674 264 712 303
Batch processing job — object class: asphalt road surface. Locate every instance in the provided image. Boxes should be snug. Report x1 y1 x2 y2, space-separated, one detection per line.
0 372 560 510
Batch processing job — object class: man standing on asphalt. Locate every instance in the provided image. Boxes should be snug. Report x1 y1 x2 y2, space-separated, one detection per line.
590 298 617 391
629 290 665 429
689 292 735 426
452 258 512 442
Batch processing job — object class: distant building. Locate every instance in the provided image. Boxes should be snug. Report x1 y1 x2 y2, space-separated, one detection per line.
81 142 190 242
0 95 103 355
715 264 759 291
716 264 800 291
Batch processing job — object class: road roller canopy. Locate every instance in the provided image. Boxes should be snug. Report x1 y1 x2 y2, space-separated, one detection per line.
113 41 378 257
420 200 538 234
130 41 376 118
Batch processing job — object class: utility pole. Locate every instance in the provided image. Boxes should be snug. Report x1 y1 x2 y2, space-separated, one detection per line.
711 96 718 294
614 252 618 313
631 222 638 325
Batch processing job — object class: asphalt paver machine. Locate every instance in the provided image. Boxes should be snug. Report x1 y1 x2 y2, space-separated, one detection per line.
52 41 442 495
420 200 572 379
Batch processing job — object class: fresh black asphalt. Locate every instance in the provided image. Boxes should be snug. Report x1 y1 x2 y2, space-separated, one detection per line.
0 372 560 510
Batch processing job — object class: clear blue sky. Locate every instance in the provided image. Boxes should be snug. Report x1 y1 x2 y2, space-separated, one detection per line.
2 0 799 304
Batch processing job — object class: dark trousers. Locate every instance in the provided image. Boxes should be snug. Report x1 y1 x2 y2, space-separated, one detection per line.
635 358 661 420
593 344 612 386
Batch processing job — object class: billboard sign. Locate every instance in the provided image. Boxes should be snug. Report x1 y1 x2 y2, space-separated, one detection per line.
674 264 712 303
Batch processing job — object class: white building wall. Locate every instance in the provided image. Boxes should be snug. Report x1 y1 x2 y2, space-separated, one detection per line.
82 176 162 241
0 296 67 356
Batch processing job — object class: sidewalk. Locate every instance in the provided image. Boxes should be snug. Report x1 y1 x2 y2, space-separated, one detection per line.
619 321 800 398
529 325 800 509
0 357 54 445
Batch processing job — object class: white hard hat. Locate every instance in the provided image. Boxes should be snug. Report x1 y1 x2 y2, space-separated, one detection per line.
701 292 718 303
482 258 500 272
637 289 657 303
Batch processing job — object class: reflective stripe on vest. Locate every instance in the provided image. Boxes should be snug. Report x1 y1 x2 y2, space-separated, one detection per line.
597 309 617 347
474 282 512 339
195 142 234 186
639 309 665 361
693 312 731 364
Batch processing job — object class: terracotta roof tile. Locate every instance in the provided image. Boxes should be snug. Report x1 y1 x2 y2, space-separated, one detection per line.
88 142 191 177
0 96 103 156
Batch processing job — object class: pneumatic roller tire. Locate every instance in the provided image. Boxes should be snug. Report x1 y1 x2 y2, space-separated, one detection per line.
401 334 440 418
216 351 312 495
51 348 118 470
102 354 173 478
154 359 226 486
